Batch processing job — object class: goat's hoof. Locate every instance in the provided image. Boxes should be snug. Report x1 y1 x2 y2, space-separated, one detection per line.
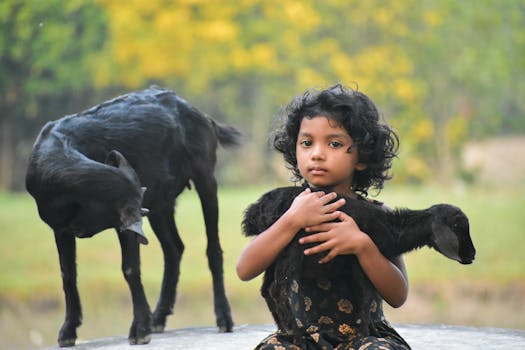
151 324 165 333
218 325 233 333
58 322 78 347
129 334 151 345
217 315 234 333
58 338 76 347
128 316 152 345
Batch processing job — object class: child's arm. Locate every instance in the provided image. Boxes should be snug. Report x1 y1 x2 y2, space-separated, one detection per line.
236 188 345 281
299 211 409 307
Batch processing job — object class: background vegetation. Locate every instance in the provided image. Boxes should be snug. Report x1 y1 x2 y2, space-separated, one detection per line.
1 1 524 349
1 0 524 189
1 185 524 349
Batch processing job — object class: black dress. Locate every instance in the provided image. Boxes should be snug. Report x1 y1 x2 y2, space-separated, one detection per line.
250 194 411 350
254 273 410 349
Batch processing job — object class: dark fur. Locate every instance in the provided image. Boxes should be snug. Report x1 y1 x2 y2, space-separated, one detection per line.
242 186 475 340
26 86 239 346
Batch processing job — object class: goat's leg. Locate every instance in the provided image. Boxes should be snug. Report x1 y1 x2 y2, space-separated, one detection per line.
54 232 81 347
193 173 234 332
148 207 183 332
117 232 152 345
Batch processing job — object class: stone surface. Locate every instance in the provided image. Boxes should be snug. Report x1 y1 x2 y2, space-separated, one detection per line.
42 324 525 350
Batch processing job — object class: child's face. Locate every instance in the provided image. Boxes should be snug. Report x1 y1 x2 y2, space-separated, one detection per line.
296 115 366 195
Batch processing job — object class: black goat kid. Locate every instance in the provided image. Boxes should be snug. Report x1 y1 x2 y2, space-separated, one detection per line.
242 186 476 341
26 87 239 347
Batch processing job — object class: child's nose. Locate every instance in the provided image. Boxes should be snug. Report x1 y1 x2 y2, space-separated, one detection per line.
311 145 325 160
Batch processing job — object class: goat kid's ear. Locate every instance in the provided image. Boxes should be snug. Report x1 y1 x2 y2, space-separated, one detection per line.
430 220 461 263
105 150 129 168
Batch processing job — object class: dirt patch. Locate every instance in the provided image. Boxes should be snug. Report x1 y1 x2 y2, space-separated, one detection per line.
386 280 525 329
462 136 525 184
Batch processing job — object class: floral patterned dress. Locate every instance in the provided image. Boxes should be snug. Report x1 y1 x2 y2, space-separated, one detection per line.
254 265 410 350
243 187 411 350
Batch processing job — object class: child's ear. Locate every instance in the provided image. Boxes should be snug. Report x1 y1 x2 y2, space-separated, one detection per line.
356 162 367 171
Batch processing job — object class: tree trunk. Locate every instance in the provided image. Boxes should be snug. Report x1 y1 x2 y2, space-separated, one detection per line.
239 78 270 184
434 120 453 184
0 117 14 190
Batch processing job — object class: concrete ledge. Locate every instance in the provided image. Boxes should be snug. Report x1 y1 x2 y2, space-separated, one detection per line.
42 324 525 350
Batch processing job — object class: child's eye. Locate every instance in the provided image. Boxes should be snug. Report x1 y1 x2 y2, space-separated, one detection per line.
300 140 312 147
329 141 343 148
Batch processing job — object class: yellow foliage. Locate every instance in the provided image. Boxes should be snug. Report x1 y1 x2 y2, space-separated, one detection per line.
405 156 432 181
282 1 320 29
196 20 238 42
374 7 394 27
297 68 325 88
231 47 251 71
424 10 443 27
251 43 278 68
394 78 422 104
94 0 425 111
446 116 468 149
411 118 434 143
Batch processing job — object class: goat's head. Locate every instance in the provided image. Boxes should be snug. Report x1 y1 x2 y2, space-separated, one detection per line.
104 150 149 244
39 150 149 244
428 204 476 264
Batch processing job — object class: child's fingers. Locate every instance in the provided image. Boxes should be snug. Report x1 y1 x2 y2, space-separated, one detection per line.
303 221 338 236
324 198 345 212
318 251 337 264
302 239 332 256
319 191 338 204
335 211 352 221
299 231 327 244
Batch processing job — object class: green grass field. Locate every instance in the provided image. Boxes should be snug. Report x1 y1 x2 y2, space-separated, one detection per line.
1 184 524 349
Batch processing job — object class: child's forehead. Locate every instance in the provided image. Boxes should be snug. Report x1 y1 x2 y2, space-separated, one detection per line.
300 114 346 131
300 115 348 133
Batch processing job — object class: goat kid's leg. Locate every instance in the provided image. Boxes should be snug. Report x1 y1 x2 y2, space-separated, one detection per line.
117 232 152 345
194 174 233 332
54 232 82 347
148 208 183 333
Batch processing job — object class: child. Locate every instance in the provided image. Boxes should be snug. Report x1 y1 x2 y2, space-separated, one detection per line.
236 84 411 349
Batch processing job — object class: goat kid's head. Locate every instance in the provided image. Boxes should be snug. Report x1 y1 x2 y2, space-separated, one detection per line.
428 204 476 264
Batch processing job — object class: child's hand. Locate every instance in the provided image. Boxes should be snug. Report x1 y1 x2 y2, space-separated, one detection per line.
286 188 346 229
299 211 373 264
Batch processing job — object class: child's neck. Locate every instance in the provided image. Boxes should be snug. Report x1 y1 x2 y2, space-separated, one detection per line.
307 184 358 199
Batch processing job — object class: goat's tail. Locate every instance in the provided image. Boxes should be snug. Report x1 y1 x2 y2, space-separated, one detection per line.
211 119 242 148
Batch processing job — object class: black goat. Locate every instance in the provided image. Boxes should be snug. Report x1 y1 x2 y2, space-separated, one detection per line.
242 186 476 341
26 86 239 347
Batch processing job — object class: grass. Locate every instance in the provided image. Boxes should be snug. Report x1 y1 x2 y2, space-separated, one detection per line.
1 184 524 349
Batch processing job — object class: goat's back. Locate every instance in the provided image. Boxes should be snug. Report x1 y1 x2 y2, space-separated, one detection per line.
50 87 212 163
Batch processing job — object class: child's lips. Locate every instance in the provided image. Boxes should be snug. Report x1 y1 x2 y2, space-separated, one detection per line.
309 167 327 175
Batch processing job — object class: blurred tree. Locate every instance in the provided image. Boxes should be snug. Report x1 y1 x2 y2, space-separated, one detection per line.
397 0 525 181
95 0 424 183
0 0 107 190
3 0 523 189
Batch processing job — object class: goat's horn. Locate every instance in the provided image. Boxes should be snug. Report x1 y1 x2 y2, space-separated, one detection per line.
122 221 149 245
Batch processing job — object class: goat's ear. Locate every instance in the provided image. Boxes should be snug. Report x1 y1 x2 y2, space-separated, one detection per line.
430 220 461 263
105 150 129 168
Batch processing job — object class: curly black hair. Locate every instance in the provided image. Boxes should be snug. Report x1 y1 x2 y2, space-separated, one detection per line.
272 84 399 196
